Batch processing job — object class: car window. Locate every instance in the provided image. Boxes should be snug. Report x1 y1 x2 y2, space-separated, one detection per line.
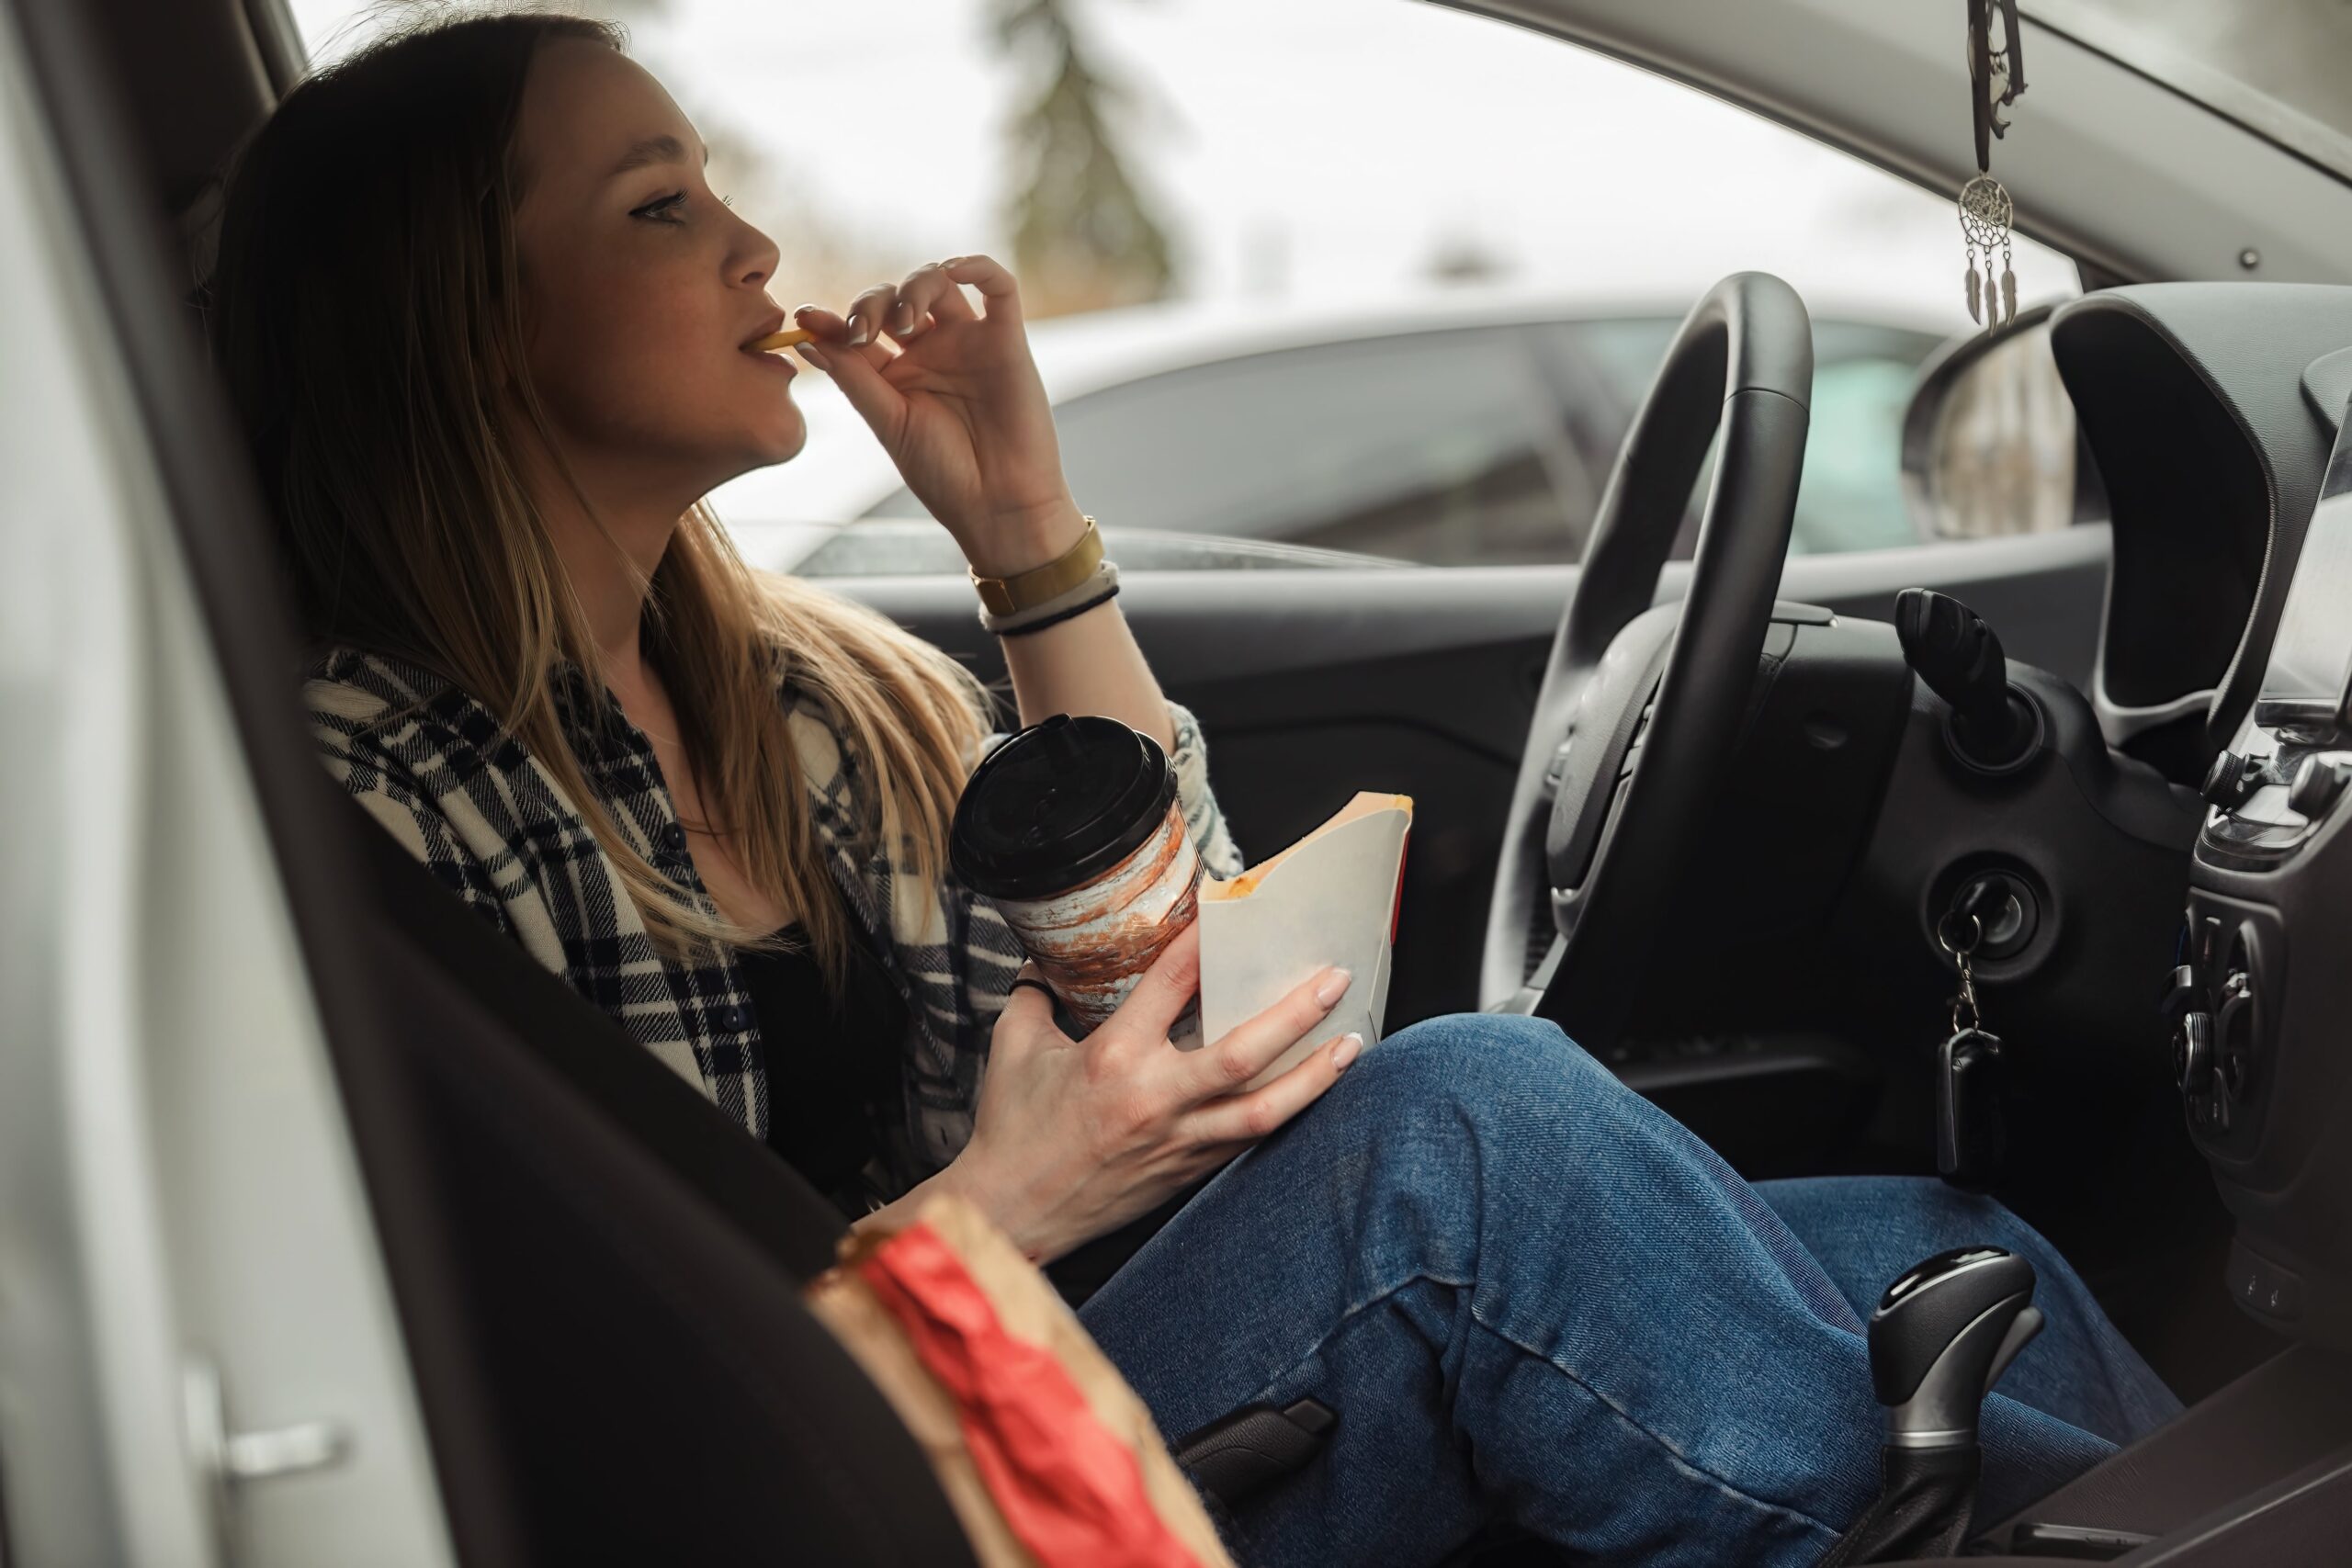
1562 318 1950 558
868 329 1594 566
1798 325 1946 555
850 311 1984 568
298 0 2086 575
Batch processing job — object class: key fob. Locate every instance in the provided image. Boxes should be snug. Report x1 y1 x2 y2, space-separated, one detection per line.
1937 1028 2006 1191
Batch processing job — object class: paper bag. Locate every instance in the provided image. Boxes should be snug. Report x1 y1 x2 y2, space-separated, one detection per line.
1197 792 1413 1088
806 1194 1237 1568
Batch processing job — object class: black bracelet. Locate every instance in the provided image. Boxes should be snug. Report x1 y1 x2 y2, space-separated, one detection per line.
992 582 1121 638
1008 976 1057 1001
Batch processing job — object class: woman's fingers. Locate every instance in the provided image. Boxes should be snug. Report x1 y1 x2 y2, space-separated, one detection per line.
791 303 897 381
847 284 899 346
1179 1031 1363 1145
989 964 1061 1053
1103 922 1204 1047
896 262 977 338
942 254 1023 327
792 303 854 342
820 256 1016 345
1178 963 1352 1098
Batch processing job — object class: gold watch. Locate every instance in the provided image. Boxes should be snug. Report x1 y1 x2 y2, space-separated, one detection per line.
968 516 1102 616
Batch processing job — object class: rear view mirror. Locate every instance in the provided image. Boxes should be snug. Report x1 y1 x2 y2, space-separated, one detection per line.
1900 308 2096 542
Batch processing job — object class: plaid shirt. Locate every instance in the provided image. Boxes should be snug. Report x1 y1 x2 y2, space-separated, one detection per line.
306 645 1242 1193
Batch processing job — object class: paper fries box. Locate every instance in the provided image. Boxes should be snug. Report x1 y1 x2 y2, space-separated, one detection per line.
807 1194 1238 1568
1197 793 1412 1089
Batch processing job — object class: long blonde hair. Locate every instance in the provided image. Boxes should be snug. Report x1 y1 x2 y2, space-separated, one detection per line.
204 8 989 976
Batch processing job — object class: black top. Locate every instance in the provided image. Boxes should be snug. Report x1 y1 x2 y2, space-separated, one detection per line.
734 926 907 1210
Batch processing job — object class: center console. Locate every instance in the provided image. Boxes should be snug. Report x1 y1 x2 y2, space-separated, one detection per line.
2178 409 2352 1347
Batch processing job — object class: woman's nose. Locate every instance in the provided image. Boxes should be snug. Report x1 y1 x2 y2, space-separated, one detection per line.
733 220 782 288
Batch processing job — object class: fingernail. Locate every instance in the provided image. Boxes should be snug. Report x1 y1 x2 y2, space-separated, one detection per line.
795 344 828 369
792 302 818 320
1333 1032 1363 1071
1315 966 1351 1007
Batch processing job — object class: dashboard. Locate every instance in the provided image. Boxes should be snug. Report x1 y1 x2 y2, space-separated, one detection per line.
2105 304 2352 1349
2031 284 2352 1349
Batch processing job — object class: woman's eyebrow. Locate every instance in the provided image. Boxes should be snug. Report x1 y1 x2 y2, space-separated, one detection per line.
605 133 711 178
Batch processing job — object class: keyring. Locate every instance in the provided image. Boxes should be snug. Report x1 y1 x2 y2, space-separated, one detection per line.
1937 909 1984 957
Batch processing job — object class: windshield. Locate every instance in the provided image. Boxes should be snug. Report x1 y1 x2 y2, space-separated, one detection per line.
2033 1 2352 177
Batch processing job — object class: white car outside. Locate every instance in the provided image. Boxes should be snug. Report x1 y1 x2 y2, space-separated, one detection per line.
710 286 1973 578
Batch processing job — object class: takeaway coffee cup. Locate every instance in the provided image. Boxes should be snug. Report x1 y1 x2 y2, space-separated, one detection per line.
950 714 1203 1035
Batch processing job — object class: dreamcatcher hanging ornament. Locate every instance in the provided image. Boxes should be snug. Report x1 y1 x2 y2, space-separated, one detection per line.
1961 0 2028 331
1960 174 2016 329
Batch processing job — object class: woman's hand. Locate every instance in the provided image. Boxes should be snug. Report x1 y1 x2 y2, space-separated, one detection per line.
950 922 1363 1264
792 256 1084 578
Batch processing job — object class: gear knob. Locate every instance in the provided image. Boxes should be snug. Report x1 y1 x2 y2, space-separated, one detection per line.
1868 1246 2044 1450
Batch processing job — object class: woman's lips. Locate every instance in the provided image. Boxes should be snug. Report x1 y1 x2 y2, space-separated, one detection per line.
742 344 797 378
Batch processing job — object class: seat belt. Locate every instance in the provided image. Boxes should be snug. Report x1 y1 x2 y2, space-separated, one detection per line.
340 785 853 1280
326 783 978 1563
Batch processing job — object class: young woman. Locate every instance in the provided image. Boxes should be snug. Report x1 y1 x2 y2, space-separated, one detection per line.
206 12 2179 1563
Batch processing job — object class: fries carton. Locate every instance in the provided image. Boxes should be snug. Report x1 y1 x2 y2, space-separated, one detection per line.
1198 793 1413 1089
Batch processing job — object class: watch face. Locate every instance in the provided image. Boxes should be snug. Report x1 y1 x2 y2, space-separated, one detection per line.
2258 396 2352 730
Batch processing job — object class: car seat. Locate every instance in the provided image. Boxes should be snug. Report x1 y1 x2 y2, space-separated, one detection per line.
328 778 979 1562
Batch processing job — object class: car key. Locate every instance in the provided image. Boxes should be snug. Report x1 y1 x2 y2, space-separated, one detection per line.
1936 909 2006 1191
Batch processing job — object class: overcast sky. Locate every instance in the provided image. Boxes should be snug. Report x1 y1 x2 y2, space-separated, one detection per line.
290 0 2074 327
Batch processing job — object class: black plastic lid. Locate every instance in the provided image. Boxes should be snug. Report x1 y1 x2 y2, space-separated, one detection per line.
949 715 1177 901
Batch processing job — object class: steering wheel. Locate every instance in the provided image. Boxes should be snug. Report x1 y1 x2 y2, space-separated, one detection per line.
1480 273 1814 1046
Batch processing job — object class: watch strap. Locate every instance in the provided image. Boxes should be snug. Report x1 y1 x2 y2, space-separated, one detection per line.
969 516 1102 615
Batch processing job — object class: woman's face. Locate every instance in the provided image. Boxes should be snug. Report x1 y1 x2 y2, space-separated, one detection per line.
508 39 803 503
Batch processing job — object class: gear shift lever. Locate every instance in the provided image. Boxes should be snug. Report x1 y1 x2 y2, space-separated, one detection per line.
1818 1247 2043 1565
1872 1247 2043 1450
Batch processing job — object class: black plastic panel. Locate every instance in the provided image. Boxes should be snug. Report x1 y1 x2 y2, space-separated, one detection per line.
2050 286 2352 752
2052 307 2271 709
2192 794 2352 1350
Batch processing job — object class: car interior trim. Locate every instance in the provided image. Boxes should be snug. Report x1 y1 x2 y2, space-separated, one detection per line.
2050 286 2352 765
1459 0 2352 290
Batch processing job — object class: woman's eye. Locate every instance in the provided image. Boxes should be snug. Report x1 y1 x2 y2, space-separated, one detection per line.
631 192 688 223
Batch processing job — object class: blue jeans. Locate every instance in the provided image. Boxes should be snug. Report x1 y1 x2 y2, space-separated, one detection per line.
1080 1014 2182 1567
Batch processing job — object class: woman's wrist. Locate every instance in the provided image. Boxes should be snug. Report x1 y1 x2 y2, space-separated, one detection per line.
860 1142 1057 1260
960 497 1089 579
978 558 1118 638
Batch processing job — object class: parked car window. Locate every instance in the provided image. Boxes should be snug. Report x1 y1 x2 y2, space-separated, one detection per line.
873 316 1957 566
870 328 1593 566
1562 318 1951 558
